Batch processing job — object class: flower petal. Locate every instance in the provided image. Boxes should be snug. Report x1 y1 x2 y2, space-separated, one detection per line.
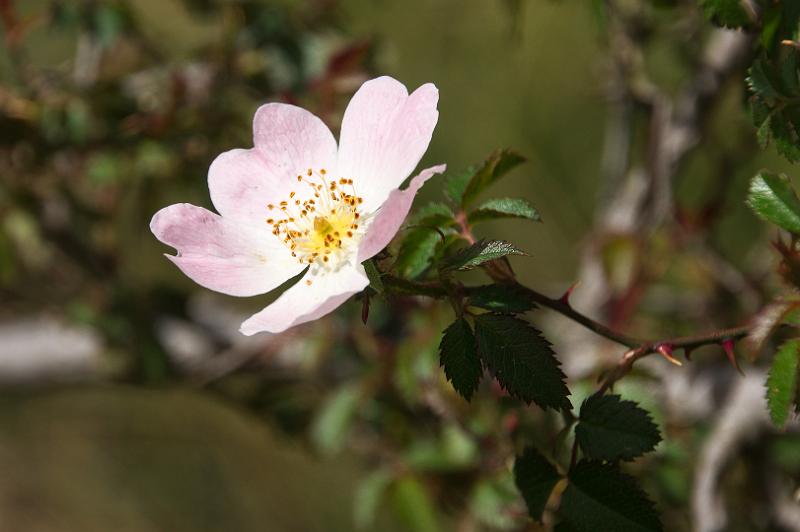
239 264 369 335
151 203 303 297
358 164 446 262
209 103 337 222
337 77 439 212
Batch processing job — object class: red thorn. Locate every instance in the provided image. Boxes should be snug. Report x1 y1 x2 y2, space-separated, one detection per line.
656 343 682 366
361 294 370 325
722 338 744 376
559 281 580 306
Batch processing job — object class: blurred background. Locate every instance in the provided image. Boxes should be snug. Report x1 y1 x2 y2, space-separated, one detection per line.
1 0 799 530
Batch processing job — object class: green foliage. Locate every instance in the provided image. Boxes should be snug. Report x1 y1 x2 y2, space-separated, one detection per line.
445 150 526 208
513 446 562 522
575 394 661 461
310 385 361 456
467 284 537 313
746 172 800 234
396 228 442 278
441 240 527 272
354 469 393 530
766 339 800 427
700 0 751 28
390 476 441 532
468 197 541 224
410 202 456 227
363 259 384 294
474 314 570 410
439 318 483 400
559 461 662 532
748 52 800 163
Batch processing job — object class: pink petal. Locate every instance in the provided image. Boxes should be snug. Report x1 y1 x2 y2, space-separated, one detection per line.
358 164 446 262
239 265 369 335
209 103 337 222
337 77 439 212
151 203 303 297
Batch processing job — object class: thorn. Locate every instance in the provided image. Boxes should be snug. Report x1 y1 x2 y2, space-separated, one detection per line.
656 343 682 366
361 293 370 325
559 281 580 306
722 338 744 376
684 346 694 361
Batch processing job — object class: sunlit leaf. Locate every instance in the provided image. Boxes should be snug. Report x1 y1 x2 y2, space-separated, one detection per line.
766 339 800 427
441 240 527 272
747 172 800 234
468 197 541 224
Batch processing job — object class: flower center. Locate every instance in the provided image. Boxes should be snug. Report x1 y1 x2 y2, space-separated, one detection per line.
267 168 364 266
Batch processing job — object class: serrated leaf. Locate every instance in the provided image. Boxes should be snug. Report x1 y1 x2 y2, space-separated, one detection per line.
468 197 541 224
747 172 800 234
467 284 537 313
513 446 562 522
769 115 800 163
409 202 456 227
474 314 570 410
461 149 526 207
766 339 800 427
396 227 441 278
439 318 482 400
442 239 527 272
560 461 662 532
575 394 661 461
362 259 384 294
748 60 783 100
701 0 751 28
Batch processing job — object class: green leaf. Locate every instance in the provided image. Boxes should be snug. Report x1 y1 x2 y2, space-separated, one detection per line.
461 149 526 207
766 339 800 427
410 202 456 227
310 385 361 456
468 197 541 224
467 284 537 313
474 314 570 410
700 0 751 28
746 172 800 234
396 227 441 278
354 469 393 530
390 476 441 532
363 259 384 294
560 461 662 532
575 394 661 461
748 59 784 100
444 164 477 205
513 446 562 522
439 318 483 400
441 239 527 272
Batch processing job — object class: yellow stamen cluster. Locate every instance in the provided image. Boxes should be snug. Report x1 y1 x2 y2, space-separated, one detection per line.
267 168 364 265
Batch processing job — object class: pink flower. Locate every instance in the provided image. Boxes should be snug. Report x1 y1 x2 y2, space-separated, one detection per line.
151 76 444 335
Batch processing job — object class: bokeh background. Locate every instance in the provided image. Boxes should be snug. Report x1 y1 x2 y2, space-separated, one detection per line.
1 0 798 531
